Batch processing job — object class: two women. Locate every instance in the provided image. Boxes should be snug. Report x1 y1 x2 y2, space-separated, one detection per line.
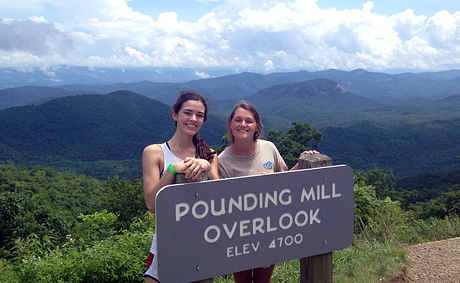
143 92 317 283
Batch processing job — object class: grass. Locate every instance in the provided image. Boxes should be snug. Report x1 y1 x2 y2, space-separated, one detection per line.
213 237 407 283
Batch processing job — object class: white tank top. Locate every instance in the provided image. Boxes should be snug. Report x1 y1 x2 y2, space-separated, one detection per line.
159 142 182 177
150 142 182 254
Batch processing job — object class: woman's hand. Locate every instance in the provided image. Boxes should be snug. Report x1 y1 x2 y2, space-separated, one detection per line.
300 150 320 156
181 157 210 180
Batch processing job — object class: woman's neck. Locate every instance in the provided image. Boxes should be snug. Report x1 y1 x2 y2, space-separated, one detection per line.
168 132 196 158
229 139 257 156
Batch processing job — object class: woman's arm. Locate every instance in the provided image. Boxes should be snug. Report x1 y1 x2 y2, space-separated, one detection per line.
142 144 184 213
182 154 219 180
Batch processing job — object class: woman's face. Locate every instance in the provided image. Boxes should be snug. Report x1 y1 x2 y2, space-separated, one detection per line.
230 107 258 142
173 100 206 135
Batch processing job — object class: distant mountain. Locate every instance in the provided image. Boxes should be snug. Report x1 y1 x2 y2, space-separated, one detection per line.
0 91 226 179
242 79 460 129
0 66 236 89
318 117 460 177
0 86 83 109
3 69 460 110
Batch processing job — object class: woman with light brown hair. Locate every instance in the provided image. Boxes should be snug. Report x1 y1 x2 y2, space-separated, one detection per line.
218 101 318 283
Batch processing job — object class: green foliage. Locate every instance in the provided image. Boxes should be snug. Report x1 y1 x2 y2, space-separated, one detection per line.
332 239 406 283
0 178 70 259
73 210 118 247
2 148 460 282
8 231 152 283
395 169 460 205
0 164 104 219
267 121 322 167
211 134 229 155
410 185 460 219
102 177 146 230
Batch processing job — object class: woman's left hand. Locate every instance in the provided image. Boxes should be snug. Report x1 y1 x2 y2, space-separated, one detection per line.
182 157 210 180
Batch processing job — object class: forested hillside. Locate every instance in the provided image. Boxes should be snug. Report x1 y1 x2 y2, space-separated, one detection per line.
1 77 460 180
318 117 460 177
0 90 226 179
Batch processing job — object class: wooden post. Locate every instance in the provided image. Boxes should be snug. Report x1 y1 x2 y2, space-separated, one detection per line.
298 154 333 283
174 172 213 283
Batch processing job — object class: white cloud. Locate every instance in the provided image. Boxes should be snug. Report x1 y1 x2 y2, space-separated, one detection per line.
0 18 73 55
195 70 211 78
0 0 460 72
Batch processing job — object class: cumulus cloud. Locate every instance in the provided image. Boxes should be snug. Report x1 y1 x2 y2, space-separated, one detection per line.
0 17 73 55
0 0 460 72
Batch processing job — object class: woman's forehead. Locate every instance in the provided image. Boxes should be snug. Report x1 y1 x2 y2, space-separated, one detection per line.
181 100 205 112
234 107 254 118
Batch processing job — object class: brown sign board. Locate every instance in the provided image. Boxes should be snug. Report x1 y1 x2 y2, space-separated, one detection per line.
155 165 354 282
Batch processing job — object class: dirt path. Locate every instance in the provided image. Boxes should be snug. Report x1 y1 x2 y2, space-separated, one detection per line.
381 237 460 282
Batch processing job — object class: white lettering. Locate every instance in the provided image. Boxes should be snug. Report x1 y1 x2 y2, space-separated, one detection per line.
192 200 209 219
321 184 331 199
244 193 257 211
332 183 341 198
279 213 293 230
301 184 342 202
294 210 308 226
301 187 316 202
175 203 189 222
253 217 265 234
223 222 238 239
310 208 321 224
267 216 277 232
211 198 226 216
227 241 260 258
240 220 251 237
204 225 220 243
229 196 243 213
279 189 292 205
265 191 277 207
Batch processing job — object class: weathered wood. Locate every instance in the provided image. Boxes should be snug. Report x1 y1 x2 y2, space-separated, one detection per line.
174 172 213 283
174 171 208 183
298 154 333 283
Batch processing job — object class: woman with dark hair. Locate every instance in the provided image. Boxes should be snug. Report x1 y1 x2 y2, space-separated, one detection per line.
143 90 218 283
218 101 318 283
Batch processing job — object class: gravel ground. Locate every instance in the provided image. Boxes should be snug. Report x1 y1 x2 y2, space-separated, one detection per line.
381 237 460 282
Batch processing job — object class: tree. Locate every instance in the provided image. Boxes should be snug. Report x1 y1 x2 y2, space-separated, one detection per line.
0 178 69 258
102 177 146 230
211 134 229 155
268 121 322 167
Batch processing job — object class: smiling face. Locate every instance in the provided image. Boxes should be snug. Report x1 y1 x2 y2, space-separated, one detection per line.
226 102 263 144
230 107 258 142
172 100 206 136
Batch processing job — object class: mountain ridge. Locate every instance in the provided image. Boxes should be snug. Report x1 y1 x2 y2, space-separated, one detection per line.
3 69 460 109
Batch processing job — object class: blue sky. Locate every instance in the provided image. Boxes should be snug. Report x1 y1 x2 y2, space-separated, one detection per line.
1 0 459 76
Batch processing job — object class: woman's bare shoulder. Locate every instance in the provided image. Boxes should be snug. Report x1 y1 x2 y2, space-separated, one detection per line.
143 144 163 156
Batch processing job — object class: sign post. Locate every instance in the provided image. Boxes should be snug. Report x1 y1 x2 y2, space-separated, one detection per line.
156 164 354 282
298 154 334 283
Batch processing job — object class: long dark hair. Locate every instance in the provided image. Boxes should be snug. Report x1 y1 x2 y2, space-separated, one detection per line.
226 101 263 144
173 90 215 161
